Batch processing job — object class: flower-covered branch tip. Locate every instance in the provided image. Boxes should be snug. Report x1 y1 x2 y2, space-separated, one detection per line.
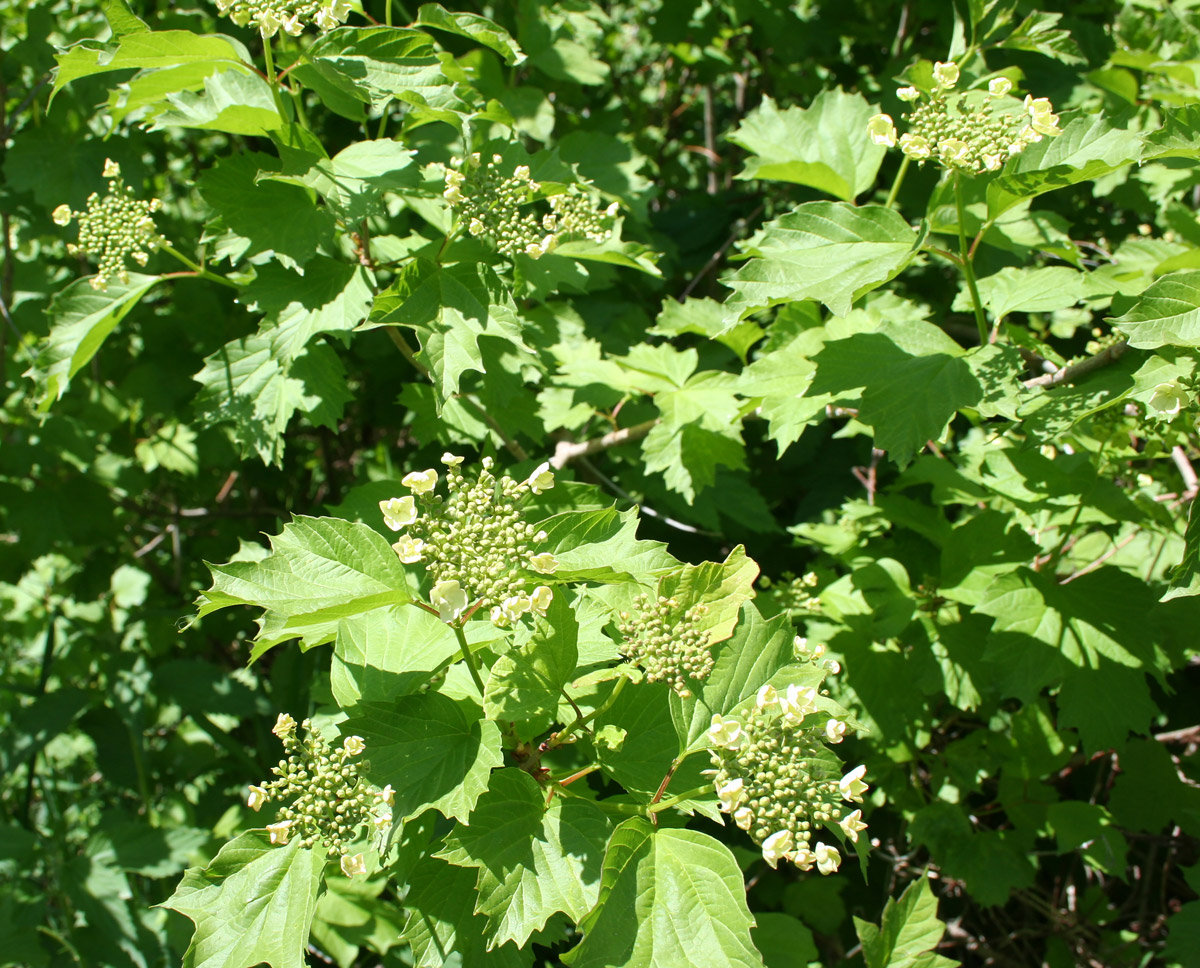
617 593 713 698
213 0 351 35
379 457 558 626
246 714 393 876
868 63 1062 174
53 159 164 291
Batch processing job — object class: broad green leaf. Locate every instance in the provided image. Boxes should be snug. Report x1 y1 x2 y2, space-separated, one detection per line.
986 116 1143 219
658 545 760 646
722 202 922 321
735 326 828 452
196 515 412 657
30 273 159 409
400 856 532 968
1165 497 1200 601
414 4 526 65
101 0 149 37
563 819 764 968
553 233 663 277
1108 270 1200 348
160 830 327 968
435 769 613 947
853 877 959 968
366 258 530 410
752 914 819 968
534 505 676 584
953 266 1085 322
652 297 763 362
1143 105 1200 162
341 692 502 823
266 140 419 221
996 11 1084 64
484 589 579 739
331 606 462 709
727 90 886 201
147 69 280 135
1046 802 1128 876
52 30 252 100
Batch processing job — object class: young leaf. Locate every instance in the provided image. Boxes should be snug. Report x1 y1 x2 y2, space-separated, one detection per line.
563 819 765 968
195 515 413 657
853 876 960 968
160 831 327 968
534 505 676 584
657 545 760 646
953 265 1085 322
435 769 613 947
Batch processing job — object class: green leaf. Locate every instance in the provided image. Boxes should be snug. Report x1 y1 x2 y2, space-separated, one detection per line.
996 11 1085 64
722 202 922 321
1165 497 1200 601
1046 802 1128 876
954 266 1085 322
727 90 886 201
267 140 419 221
195 515 412 658
484 589 579 739
147 68 280 135
341 692 502 823
29 273 159 409
534 505 676 584
658 546 760 646
736 326 828 452
563 819 764 968
160 830 327 968
652 297 763 362
853 876 959 968
1108 270 1200 348
400 856 533 968
435 769 613 947
986 116 1143 219
101 0 149 37
414 4 526 65
751 913 819 968
366 259 529 410
1143 105 1200 162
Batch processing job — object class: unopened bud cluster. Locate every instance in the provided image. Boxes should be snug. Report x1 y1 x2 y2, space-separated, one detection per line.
246 714 392 877
707 683 868 872
443 153 617 259
380 456 559 625
617 593 712 698
867 63 1062 174
53 160 163 291
759 571 821 617
213 0 351 35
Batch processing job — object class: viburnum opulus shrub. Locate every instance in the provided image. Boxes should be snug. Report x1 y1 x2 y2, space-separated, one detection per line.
4 0 1200 965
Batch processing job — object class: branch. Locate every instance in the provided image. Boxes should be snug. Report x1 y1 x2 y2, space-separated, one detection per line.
551 418 658 469
1023 341 1128 389
1172 445 1199 500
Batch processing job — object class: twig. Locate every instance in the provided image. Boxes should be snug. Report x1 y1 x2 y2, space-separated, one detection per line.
385 326 432 379
1060 530 1140 584
1023 341 1128 389
679 203 764 300
1155 725 1200 745
1171 445 1198 499
456 394 529 462
551 419 658 469
703 86 717 195
851 448 885 506
577 456 723 538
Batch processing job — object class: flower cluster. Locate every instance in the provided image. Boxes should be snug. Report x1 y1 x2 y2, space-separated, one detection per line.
707 683 867 872
380 456 558 625
867 63 1062 174
213 0 351 35
443 153 617 259
246 714 392 876
53 160 163 291
759 571 822 617
617 593 712 698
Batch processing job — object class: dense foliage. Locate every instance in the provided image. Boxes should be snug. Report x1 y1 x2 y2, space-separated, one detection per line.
3 1 1200 966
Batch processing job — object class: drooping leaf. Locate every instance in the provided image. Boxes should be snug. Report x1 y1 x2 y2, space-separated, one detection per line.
563 819 765 968
534 505 677 584
160 831 327 968
996 11 1084 64
657 545 760 646
435 769 613 947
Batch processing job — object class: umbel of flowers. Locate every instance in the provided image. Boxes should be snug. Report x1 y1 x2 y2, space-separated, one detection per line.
52 160 163 291
707 665 868 873
443 152 619 260
867 62 1063 174
379 455 559 626
617 593 713 698
246 714 392 877
213 0 351 35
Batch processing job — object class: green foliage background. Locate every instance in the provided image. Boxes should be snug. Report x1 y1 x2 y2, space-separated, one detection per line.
2 0 1200 966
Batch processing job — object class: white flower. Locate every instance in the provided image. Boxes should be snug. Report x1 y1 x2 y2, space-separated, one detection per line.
528 552 558 575
258 9 282 36
824 659 841 674
247 785 268 811
933 61 959 89
896 86 920 102
898 132 932 160
988 77 1012 96
780 684 817 723
271 713 297 738
490 605 508 626
792 846 816 871
102 158 121 178
825 719 847 744
441 452 464 466
1030 111 1062 136
52 204 73 226
793 635 808 654
329 0 352 21
707 714 743 749
938 138 970 164
982 153 1004 171
755 684 779 709
372 812 392 834
502 595 531 622
840 765 868 803
814 842 841 875
1024 95 1054 118
839 809 868 843
342 735 366 756
443 185 463 204
431 580 469 623
340 853 367 876
468 217 485 236
761 829 794 869
530 585 553 617
378 784 395 806
392 534 425 563
267 820 293 844
733 806 753 830
315 6 339 29
605 201 620 217
380 496 417 531
1149 383 1189 417
526 461 555 494
513 164 531 181
402 468 438 494
716 778 745 813
281 13 303 35
866 113 897 148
